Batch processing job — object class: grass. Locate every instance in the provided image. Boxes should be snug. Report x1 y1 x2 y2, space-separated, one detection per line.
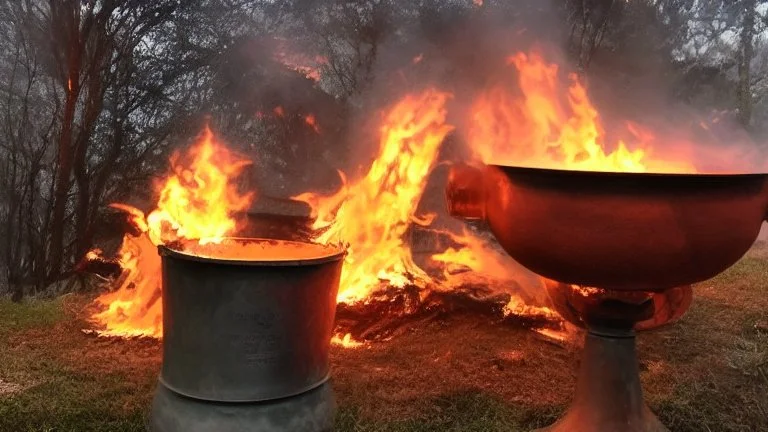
0 296 155 432
0 296 63 336
0 245 767 431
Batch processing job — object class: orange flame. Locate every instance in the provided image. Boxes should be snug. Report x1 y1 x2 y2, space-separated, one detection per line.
469 51 696 173
91 234 163 337
90 127 254 338
145 127 253 245
84 248 103 262
273 46 324 82
331 333 365 348
430 228 557 319
294 89 454 303
109 203 149 232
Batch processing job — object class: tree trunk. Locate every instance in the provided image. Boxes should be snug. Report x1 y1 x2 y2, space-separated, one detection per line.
737 0 756 129
48 3 82 281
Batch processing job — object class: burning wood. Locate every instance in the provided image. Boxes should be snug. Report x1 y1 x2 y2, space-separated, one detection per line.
333 280 561 344
74 249 122 280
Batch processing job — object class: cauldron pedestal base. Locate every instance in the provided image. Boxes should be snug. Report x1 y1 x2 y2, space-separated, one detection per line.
534 330 668 432
148 381 335 432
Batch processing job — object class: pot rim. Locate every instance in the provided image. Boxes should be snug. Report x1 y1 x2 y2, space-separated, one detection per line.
158 237 346 267
490 164 768 179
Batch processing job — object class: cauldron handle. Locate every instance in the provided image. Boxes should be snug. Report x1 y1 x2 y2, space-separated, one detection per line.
445 162 486 220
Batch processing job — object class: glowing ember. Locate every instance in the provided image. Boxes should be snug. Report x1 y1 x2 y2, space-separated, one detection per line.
85 249 104 261
468 50 696 173
176 238 342 262
294 89 454 303
304 113 321 133
533 327 570 344
273 45 326 82
331 333 365 348
90 127 254 338
572 285 604 297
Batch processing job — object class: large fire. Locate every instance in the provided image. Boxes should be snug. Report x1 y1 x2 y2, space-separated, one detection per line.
89 48 694 341
293 89 455 303
469 51 696 173
90 127 253 337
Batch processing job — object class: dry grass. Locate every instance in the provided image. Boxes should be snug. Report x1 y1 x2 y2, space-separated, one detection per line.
0 244 767 431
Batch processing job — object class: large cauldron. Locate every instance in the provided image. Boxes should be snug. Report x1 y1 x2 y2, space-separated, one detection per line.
448 164 768 291
149 237 344 432
446 163 768 432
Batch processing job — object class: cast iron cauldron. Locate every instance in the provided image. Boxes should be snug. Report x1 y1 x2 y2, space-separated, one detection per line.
157 238 344 402
447 163 768 292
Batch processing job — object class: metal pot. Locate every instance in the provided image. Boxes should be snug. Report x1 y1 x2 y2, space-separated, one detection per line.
446 163 768 432
447 163 768 291
158 238 344 402
149 381 336 432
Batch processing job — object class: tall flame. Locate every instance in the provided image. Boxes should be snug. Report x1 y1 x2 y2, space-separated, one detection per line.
294 89 454 303
146 127 253 245
469 51 695 173
91 127 254 337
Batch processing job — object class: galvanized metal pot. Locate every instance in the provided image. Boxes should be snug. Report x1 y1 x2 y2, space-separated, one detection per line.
157 238 344 403
149 381 336 432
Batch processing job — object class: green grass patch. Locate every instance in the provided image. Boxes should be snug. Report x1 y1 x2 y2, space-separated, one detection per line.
0 296 149 432
0 370 147 432
0 297 64 336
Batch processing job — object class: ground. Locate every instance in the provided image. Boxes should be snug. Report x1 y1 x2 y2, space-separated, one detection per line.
1 245 767 432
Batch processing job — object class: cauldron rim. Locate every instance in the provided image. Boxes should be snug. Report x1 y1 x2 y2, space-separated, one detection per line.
158 237 345 267
489 163 768 180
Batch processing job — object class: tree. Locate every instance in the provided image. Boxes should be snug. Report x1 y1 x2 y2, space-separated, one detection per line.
736 0 758 128
0 0 189 298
